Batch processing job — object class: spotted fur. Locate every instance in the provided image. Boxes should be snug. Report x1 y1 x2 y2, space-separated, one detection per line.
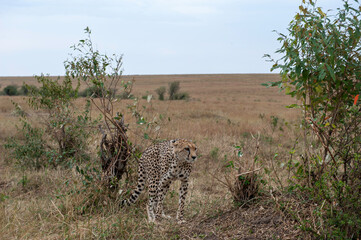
121 139 198 223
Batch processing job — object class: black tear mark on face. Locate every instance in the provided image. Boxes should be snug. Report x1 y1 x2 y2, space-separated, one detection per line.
185 147 190 159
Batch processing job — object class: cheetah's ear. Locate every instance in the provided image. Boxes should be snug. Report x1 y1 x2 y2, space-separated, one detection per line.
171 139 179 147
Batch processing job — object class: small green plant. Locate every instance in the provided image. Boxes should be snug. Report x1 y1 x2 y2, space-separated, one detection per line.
209 147 219 161
141 91 152 100
5 120 47 169
0 193 9 202
19 174 29 188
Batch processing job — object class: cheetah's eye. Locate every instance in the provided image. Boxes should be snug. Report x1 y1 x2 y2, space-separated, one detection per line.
185 147 190 151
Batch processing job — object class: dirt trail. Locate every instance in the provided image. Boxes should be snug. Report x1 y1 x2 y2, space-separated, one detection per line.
179 200 302 240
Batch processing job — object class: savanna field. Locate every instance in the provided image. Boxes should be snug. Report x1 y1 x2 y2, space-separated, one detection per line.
2 1 361 239
0 74 305 239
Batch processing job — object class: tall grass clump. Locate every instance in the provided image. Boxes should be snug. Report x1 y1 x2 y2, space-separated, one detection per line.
214 133 262 207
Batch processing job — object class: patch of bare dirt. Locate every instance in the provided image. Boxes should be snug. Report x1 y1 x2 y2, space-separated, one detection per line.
180 199 303 240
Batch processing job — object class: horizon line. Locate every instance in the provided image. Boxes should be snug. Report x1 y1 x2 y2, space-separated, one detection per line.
0 72 278 78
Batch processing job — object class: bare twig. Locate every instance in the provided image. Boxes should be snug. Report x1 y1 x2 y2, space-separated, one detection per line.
236 168 261 177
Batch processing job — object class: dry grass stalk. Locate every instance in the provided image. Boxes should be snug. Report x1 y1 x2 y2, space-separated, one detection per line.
213 132 262 206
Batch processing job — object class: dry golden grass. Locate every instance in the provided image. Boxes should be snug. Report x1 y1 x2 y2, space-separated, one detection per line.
0 74 303 239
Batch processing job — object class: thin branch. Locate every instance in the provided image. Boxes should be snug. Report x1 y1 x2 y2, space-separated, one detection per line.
236 168 261 177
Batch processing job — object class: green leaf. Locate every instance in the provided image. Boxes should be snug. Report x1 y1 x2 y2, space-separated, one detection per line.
225 160 234 168
286 103 299 108
326 64 336 81
137 117 146 125
238 151 243 158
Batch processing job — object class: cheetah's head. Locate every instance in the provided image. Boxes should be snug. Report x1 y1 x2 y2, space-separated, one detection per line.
171 139 198 163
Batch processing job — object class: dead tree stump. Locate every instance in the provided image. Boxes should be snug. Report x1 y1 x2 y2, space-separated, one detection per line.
99 117 131 188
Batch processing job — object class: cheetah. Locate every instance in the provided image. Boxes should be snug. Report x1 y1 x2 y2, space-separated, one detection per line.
122 139 198 223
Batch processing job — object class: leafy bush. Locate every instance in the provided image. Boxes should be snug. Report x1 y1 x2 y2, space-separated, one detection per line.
6 75 98 169
266 0 361 238
19 85 29 95
5 120 46 169
155 86 166 100
3 85 18 96
168 81 189 100
174 92 189 100
168 81 180 100
64 27 160 190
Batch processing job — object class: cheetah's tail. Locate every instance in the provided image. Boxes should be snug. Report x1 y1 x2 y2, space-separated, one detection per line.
121 166 146 207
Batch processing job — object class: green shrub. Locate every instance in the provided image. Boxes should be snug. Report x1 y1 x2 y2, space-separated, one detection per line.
3 85 18 96
64 27 150 189
266 0 361 238
174 92 189 100
155 86 166 100
168 81 189 100
19 85 29 95
168 81 180 100
5 121 46 169
5 74 98 169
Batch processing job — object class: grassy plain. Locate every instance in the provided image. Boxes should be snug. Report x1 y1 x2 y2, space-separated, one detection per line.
0 74 303 239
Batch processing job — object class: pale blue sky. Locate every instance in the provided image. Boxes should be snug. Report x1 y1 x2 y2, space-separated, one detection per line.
0 0 343 76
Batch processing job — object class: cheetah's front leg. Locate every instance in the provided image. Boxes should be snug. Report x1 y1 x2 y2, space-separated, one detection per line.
176 180 189 224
